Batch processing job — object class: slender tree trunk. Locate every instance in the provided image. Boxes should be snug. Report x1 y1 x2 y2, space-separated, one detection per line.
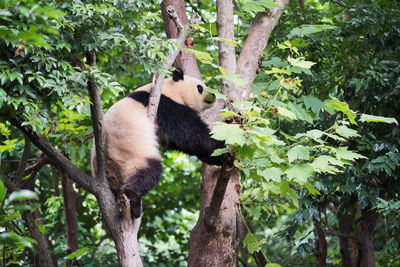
358 206 379 267
313 217 327 267
338 214 358 267
22 210 55 267
61 173 79 266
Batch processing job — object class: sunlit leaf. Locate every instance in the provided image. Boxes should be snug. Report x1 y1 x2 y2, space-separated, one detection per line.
359 114 398 125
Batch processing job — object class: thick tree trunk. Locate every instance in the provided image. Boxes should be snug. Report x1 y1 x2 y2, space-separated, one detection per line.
22 209 55 267
61 173 79 266
358 206 379 267
188 1 245 266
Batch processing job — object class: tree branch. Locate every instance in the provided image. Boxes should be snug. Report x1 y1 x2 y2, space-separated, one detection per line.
204 154 235 228
85 50 106 181
324 229 360 242
147 6 201 120
8 118 93 192
235 0 289 102
202 0 238 229
329 0 347 7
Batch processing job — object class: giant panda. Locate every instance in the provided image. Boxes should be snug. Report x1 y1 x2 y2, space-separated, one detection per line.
91 69 224 218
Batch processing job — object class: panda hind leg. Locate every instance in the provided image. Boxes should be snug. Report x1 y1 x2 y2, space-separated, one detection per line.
120 158 163 218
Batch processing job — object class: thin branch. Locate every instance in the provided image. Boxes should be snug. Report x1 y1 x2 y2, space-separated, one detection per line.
329 0 347 7
324 229 360 242
14 135 31 181
85 50 106 180
8 118 93 192
147 6 201 120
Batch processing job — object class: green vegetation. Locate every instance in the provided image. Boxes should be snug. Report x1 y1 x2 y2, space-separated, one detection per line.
0 0 399 266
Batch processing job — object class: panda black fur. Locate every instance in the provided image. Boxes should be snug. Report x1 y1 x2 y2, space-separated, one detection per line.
91 69 224 218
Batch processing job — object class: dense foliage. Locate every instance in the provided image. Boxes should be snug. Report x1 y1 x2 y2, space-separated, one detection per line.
0 0 399 266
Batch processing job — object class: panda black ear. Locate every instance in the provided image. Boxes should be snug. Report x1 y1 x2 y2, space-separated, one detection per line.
172 68 184 82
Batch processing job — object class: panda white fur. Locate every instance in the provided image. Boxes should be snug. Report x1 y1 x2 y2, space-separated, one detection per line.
91 69 224 218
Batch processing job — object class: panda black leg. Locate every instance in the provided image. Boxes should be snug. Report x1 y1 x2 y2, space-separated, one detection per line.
120 158 163 219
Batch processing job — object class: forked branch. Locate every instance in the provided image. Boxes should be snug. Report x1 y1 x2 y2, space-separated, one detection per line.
147 6 201 120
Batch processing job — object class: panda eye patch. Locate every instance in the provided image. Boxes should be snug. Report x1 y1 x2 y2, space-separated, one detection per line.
197 85 204 94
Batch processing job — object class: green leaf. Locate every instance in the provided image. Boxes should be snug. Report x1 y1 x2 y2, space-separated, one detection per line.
285 164 314 184
66 247 90 260
287 24 337 38
243 0 279 13
258 167 283 182
311 155 344 174
287 145 310 163
247 206 261 220
359 114 398 125
211 123 246 146
277 106 297 121
7 190 38 203
326 98 357 125
0 232 35 250
287 57 316 69
303 95 325 114
336 147 366 161
335 125 360 138
211 148 229 157
266 264 282 267
265 67 291 75
243 234 266 254
304 182 320 196
0 180 6 203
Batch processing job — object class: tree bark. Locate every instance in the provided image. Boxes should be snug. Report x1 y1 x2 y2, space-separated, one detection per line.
235 0 289 102
358 206 379 267
22 210 55 267
338 214 357 267
61 173 79 266
161 0 201 79
313 217 327 267
188 1 289 266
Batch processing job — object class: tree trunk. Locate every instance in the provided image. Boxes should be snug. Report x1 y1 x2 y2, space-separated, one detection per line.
61 173 79 266
22 209 55 267
188 0 245 265
338 214 358 267
358 206 379 267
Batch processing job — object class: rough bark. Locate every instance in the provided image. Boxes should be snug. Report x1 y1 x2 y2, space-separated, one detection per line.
188 1 289 266
147 5 200 120
358 206 379 267
313 217 327 267
22 210 55 267
61 173 79 266
7 136 55 266
235 0 289 102
161 0 201 79
188 1 245 266
338 214 357 267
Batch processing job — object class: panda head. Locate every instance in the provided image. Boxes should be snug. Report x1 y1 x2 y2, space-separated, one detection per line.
163 69 216 113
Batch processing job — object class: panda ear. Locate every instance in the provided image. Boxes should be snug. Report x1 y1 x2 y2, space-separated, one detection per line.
172 68 184 82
